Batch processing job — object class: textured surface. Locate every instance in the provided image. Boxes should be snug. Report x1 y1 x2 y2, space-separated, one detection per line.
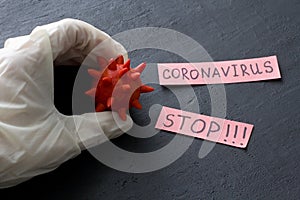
0 0 299 199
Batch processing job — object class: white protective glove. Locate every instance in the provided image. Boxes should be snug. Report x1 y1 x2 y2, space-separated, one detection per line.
0 18 133 188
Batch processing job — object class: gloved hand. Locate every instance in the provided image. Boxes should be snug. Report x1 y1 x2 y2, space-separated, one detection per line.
0 18 133 188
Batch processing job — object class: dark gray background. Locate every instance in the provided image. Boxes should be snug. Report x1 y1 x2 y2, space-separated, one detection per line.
0 0 299 199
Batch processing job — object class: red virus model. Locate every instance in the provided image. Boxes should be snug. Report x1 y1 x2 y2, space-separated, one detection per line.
85 55 154 120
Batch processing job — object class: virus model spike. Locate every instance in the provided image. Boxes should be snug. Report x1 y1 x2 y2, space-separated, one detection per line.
140 85 155 93
133 63 146 73
102 77 112 85
132 99 142 109
86 55 154 120
85 88 96 97
130 72 140 80
115 55 124 64
88 69 101 79
118 108 127 121
119 68 129 77
96 103 105 112
107 97 114 108
122 84 131 91
123 59 131 70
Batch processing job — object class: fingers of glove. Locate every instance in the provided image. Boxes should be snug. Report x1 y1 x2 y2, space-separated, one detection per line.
62 111 133 150
2 29 55 103
33 18 127 66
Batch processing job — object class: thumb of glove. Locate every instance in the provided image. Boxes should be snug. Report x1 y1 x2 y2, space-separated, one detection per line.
61 111 133 150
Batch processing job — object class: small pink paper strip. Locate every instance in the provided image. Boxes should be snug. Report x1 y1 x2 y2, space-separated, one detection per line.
155 106 254 148
158 55 281 85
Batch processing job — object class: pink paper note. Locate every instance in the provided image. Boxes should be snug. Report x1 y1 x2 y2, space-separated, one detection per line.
155 106 254 148
158 55 281 85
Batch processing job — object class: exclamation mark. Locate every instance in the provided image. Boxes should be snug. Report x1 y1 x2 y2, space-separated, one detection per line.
224 124 230 142
240 127 247 146
233 125 238 144
243 127 247 139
